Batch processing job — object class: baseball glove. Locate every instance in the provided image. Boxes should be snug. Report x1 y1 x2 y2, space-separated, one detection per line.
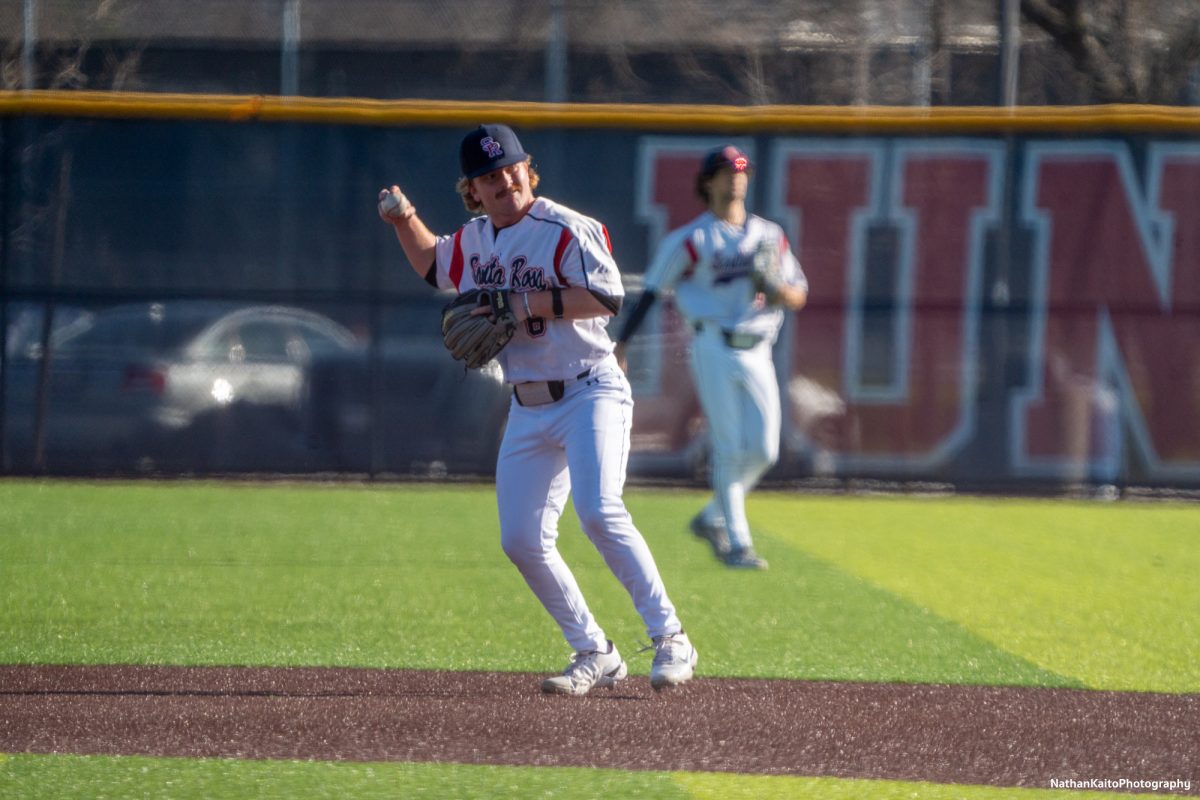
750 239 786 305
441 289 517 369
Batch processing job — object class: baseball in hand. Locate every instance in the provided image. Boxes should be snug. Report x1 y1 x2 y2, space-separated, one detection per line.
378 186 413 221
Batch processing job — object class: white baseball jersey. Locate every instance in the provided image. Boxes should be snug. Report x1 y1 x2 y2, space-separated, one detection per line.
432 197 623 383
643 211 806 341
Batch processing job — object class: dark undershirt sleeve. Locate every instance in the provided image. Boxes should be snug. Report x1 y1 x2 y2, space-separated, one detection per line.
589 289 622 316
615 290 657 343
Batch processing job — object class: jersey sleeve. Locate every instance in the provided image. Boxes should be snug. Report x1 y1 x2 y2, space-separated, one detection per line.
778 231 809 293
555 217 624 301
644 225 699 293
431 225 472 292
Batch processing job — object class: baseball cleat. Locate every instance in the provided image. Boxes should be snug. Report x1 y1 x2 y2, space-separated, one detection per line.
723 546 769 570
650 631 698 691
541 641 628 696
689 513 731 559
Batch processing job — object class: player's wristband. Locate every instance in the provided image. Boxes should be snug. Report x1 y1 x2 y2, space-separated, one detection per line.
551 288 564 320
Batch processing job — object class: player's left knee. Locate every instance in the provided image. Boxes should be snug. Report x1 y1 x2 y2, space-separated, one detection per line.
749 440 779 470
499 527 547 565
574 498 629 537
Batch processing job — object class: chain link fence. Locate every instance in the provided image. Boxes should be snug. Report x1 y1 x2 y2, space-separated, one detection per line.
4 0 1199 105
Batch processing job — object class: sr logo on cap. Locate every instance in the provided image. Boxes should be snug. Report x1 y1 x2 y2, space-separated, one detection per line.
460 124 528 179
480 136 504 158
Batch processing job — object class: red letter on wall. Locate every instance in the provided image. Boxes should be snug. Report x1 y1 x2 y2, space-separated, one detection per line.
771 142 1001 471
1014 143 1200 480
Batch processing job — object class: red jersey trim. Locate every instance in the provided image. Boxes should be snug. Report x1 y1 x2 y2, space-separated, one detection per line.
552 228 573 287
682 237 699 279
449 228 465 289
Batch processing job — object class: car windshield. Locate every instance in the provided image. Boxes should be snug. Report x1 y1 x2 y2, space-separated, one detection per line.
53 305 229 357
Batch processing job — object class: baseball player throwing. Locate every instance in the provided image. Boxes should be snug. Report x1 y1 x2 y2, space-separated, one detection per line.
616 145 808 569
377 123 697 694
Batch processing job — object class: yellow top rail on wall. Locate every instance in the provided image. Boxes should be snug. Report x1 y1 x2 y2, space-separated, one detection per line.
2 90 1200 134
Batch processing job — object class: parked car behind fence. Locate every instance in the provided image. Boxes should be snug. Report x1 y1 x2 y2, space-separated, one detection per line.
3 301 360 473
305 299 511 477
2 298 514 477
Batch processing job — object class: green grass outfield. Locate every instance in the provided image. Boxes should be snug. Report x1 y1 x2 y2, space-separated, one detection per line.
2 479 1197 799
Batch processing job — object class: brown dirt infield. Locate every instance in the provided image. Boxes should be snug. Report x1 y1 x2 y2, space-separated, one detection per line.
1 665 1197 794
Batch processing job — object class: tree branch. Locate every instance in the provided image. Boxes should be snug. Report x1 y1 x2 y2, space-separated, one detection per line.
1021 0 1069 32
1021 0 1139 102
1148 19 1200 103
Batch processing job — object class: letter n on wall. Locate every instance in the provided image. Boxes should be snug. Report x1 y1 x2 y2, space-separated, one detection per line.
769 140 1002 473
1012 142 1200 481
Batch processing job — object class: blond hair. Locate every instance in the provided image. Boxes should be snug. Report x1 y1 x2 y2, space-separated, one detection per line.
456 157 540 214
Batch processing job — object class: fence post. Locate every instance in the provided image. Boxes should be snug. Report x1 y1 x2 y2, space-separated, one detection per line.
545 0 568 103
282 0 302 97
999 0 1021 107
22 0 38 91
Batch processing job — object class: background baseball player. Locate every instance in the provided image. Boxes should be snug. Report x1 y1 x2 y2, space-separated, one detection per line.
616 145 808 570
377 123 697 694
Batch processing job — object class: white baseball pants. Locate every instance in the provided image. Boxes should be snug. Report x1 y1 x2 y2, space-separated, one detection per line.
689 326 781 550
496 359 682 653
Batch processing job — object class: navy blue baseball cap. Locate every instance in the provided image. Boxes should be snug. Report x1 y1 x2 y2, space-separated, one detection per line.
460 124 528 179
699 145 752 178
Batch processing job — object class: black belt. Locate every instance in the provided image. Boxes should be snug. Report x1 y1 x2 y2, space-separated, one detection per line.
693 322 764 350
514 367 593 407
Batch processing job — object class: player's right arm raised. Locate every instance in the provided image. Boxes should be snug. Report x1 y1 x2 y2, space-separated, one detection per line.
378 185 438 281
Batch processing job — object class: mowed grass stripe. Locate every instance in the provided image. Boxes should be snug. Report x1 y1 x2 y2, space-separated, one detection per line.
1 482 551 671
622 491 1076 686
753 494 1200 693
2 481 1192 692
0 754 1171 800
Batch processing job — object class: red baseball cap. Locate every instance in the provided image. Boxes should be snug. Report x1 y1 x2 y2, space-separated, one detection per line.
699 145 751 177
